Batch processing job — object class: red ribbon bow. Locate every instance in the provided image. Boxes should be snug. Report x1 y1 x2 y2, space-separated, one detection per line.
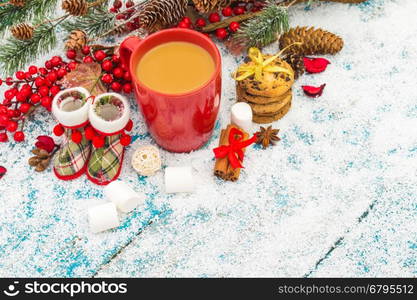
213 127 257 169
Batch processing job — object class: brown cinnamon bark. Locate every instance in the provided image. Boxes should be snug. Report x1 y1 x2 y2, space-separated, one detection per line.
214 129 229 180
214 124 249 182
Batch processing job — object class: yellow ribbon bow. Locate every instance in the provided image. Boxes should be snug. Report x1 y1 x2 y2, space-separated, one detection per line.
233 47 294 82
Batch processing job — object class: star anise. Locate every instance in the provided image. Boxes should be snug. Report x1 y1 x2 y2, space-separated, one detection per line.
255 126 280 149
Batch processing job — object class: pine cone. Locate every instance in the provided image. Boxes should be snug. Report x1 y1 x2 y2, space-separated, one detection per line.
192 0 251 13
11 23 34 40
138 0 189 32
62 0 88 16
65 30 87 50
279 26 344 56
9 0 26 6
283 53 304 80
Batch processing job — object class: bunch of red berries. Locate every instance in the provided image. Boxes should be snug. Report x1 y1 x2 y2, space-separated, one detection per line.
109 0 140 32
178 1 265 41
69 45 133 94
0 56 76 143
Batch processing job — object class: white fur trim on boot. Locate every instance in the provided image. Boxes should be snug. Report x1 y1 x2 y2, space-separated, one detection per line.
89 93 130 134
52 87 91 127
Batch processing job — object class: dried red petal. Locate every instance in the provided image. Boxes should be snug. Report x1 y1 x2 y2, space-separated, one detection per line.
302 84 326 98
35 135 56 153
303 57 330 74
0 165 6 180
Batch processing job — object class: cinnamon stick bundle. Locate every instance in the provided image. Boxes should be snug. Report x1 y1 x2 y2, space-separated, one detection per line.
214 124 249 182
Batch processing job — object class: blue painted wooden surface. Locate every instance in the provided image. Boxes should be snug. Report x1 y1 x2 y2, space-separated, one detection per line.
1 0 416 277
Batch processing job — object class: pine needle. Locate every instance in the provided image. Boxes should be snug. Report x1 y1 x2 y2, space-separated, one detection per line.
233 0 289 49
0 0 59 36
61 8 115 37
0 22 57 76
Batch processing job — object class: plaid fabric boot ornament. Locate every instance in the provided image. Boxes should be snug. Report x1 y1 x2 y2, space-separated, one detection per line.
51 87 93 180
86 93 133 185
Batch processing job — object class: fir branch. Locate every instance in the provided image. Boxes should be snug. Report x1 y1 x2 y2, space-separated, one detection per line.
0 22 57 76
233 0 289 49
0 0 59 36
61 8 115 37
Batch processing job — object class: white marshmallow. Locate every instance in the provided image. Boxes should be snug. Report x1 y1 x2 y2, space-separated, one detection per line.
88 203 119 233
104 181 143 213
231 102 253 132
165 166 194 193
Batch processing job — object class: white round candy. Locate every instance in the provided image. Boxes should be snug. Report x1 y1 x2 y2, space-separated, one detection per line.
131 145 161 176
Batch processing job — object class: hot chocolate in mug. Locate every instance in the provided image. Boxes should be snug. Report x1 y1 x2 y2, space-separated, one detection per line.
120 28 222 153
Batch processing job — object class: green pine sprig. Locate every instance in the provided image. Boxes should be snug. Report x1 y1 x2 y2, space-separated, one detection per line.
0 22 57 76
0 0 59 37
233 0 289 49
61 8 115 37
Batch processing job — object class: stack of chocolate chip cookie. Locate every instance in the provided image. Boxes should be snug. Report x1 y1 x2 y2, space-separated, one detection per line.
235 56 294 124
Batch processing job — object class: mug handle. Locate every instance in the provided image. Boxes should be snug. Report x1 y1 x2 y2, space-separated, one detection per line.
119 36 142 70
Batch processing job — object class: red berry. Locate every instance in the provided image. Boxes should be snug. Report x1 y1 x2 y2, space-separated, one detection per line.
0 105 7 115
93 136 105 148
83 56 94 63
120 62 128 71
13 131 24 142
195 18 206 27
7 109 15 118
19 103 31 113
94 50 107 62
4 90 15 100
6 77 13 86
209 12 221 23
123 71 132 81
82 45 91 55
102 60 113 72
68 61 77 70
124 119 133 131
109 7 118 13
71 130 82 144
30 94 41 104
0 115 9 127
113 0 122 9
101 74 113 84
0 79 2 86
182 17 191 25
39 68 48 76
57 68 67 78
113 67 124 78
6 121 18 132
51 56 62 67
215 28 228 40
16 92 27 102
50 85 61 96
47 71 57 82
44 78 52 87
126 0 134 8
178 21 190 29
53 124 65 136
229 21 240 33
66 49 77 59
111 81 122 92
120 134 131 146
0 132 8 142
34 77 45 87
233 6 245 15
45 60 53 69
15 71 25 80
25 72 32 80
116 13 126 20
112 55 120 63
41 96 52 108
122 83 132 94
222 7 233 17
85 126 96 140
39 86 50 97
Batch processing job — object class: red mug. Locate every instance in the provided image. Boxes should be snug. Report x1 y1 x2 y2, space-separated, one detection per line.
120 29 222 153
